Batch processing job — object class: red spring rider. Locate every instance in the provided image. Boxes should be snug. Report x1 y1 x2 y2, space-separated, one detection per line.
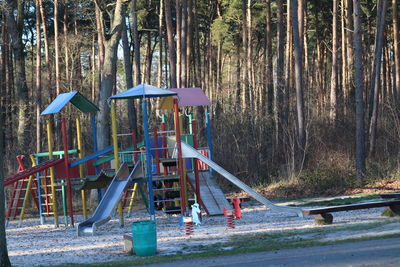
233 197 242 220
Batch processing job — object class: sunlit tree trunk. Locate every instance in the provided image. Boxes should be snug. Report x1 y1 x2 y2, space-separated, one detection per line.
330 0 338 123
54 0 60 94
181 0 188 87
95 0 127 150
158 0 164 87
176 0 182 87
63 0 69 90
35 0 42 153
186 0 193 86
265 0 273 115
38 0 52 101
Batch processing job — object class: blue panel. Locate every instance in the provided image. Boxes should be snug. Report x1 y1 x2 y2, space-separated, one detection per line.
41 91 99 115
109 84 177 100
70 146 114 167
41 92 78 115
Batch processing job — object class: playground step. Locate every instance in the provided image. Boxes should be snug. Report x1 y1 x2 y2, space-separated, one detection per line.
160 159 177 167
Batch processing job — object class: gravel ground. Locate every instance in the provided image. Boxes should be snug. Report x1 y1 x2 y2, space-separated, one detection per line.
5 201 400 267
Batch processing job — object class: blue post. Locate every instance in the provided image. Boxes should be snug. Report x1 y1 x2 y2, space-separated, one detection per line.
36 157 45 224
205 110 214 176
142 99 155 220
91 115 103 201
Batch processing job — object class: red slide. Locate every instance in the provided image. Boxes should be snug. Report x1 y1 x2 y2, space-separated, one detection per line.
4 158 64 186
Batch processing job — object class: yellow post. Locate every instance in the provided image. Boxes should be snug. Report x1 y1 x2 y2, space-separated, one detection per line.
76 117 87 219
111 102 124 225
46 120 59 226
18 156 36 225
127 183 138 215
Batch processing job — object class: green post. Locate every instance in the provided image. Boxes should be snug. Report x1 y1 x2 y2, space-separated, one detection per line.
188 113 193 134
61 179 68 226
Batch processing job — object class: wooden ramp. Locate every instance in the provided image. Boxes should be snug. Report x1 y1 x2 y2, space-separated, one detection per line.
187 170 231 215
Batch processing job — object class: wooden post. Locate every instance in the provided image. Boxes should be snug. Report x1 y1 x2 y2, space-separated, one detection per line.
173 99 186 215
76 117 87 219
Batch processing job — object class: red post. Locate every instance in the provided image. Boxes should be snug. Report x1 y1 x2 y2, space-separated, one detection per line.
153 128 161 175
173 98 186 215
131 130 138 163
192 121 201 208
61 118 74 226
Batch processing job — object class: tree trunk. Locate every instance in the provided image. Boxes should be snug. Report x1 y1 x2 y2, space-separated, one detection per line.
341 0 348 113
96 0 127 150
0 9 11 266
368 0 387 156
3 0 30 153
284 0 292 128
35 0 42 153
157 0 164 87
186 0 193 86
393 0 400 102
330 0 338 123
181 0 188 87
346 0 354 95
176 0 182 87
241 0 249 109
54 0 60 94
122 21 137 131
275 0 285 148
247 0 253 111
63 0 69 90
265 0 273 116
353 0 366 180
38 0 52 101
0 108 11 267
164 0 177 88
290 0 306 153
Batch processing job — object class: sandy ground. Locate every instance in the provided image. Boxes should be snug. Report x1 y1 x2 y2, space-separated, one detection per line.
5 201 400 267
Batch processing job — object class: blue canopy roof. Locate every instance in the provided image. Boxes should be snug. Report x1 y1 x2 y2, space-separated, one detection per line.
109 84 177 100
41 91 99 115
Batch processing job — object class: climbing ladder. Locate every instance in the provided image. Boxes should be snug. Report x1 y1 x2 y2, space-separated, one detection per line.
6 156 40 225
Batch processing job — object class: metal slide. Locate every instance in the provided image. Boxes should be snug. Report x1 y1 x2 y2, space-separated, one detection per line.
77 161 143 236
176 141 303 217
187 171 230 215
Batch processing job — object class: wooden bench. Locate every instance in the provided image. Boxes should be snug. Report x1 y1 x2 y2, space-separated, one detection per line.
302 199 400 224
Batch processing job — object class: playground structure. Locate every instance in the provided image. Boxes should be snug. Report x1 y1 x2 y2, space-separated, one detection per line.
4 91 107 226
5 84 400 233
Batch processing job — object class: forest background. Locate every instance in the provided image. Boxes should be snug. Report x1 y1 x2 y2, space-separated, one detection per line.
1 0 399 199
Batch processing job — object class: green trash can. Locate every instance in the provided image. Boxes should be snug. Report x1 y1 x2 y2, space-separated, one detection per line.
132 220 157 256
